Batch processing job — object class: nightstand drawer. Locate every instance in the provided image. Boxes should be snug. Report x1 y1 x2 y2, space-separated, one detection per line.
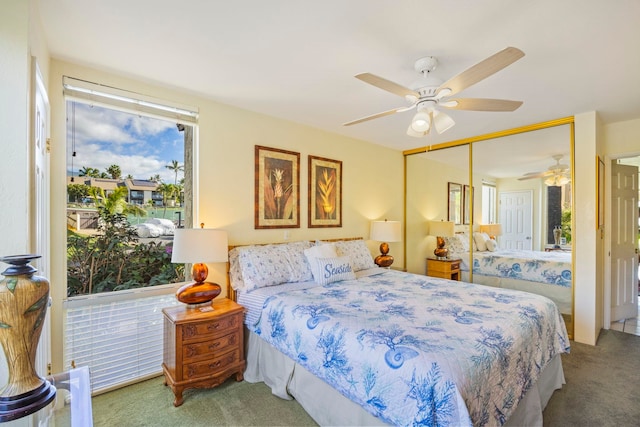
429 260 460 273
183 348 242 379
181 313 240 342
426 258 462 281
183 331 240 362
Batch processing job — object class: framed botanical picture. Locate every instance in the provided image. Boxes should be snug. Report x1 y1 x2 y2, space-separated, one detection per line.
308 155 342 228
255 145 300 229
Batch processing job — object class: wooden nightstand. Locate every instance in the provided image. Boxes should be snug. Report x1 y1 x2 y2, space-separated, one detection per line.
162 298 245 406
426 257 461 281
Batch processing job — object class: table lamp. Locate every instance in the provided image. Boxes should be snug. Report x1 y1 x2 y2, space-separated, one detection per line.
171 225 228 305
428 220 455 259
479 223 502 240
370 219 401 268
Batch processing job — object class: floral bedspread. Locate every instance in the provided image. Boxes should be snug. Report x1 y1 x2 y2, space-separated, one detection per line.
253 270 570 426
467 250 572 287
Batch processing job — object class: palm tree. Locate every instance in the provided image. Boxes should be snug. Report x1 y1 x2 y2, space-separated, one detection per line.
78 166 100 177
149 174 161 183
166 160 184 185
106 164 122 180
156 183 176 217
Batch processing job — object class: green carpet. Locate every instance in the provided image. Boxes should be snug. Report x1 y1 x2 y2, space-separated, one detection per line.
76 329 639 426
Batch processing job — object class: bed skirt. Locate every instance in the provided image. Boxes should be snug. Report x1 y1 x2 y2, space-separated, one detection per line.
462 271 572 316
244 330 565 426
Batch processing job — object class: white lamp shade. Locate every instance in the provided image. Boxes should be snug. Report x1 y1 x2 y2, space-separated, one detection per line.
433 110 455 134
479 223 503 237
411 111 431 132
428 220 455 237
171 228 229 264
370 220 402 243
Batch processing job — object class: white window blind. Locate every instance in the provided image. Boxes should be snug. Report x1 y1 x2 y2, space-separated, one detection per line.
62 76 199 124
64 285 182 394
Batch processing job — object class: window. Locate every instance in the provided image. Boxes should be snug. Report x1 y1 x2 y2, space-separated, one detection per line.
63 77 199 392
546 182 572 245
481 182 497 224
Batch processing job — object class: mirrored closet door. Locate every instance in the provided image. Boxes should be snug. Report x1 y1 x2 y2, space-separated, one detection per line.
404 119 574 337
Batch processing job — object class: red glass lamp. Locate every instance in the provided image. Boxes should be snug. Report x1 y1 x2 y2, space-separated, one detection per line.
171 225 228 305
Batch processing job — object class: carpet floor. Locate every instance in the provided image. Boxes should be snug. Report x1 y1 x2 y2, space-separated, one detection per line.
65 329 639 426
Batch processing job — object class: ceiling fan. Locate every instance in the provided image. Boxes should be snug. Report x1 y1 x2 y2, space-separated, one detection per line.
343 47 525 137
519 154 571 186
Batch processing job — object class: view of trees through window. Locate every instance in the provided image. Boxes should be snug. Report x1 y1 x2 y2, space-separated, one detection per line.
66 101 189 296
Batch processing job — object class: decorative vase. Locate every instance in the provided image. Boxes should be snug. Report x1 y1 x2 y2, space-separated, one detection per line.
553 226 562 248
0 254 56 422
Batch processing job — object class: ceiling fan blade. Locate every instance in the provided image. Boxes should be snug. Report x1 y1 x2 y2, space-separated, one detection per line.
435 47 525 97
518 171 553 180
355 73 420 99
343 106 411 126
443 98 523 112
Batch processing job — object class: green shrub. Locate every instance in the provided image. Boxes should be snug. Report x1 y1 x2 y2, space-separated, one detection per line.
67 208 184 297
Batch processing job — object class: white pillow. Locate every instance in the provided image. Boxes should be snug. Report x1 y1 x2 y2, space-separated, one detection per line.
314 256 356 285
486 239 498 252
460 232 477 251
304 243 338 280
474 232 490 252
333 240 376 271
237 241 313 292
228 247 246 291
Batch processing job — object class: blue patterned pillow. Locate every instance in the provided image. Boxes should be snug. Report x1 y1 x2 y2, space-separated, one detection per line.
333 240 376 271
314 256 356 285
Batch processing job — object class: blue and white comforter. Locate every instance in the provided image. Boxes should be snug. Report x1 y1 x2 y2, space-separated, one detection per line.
253 270 569 427
463 250 572 287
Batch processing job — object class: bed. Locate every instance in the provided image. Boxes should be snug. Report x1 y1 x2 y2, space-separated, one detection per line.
230 239 570 426
442 233 572 316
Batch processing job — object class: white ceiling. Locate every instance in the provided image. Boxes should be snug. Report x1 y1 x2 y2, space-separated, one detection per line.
37 0 640 153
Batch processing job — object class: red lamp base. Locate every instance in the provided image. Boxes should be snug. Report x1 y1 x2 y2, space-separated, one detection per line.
175 282 221 305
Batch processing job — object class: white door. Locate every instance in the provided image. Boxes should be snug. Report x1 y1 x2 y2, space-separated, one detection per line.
499 190 533 250
31 61 51 377
610 162 639 322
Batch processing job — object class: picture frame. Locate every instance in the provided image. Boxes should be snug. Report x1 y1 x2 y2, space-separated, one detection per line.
308 155 342 228
463 184 473 225
448 182 462 225
597 155 605 229
255 145 300 229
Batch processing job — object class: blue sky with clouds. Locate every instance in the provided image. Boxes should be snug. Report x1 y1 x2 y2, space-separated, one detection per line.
66 101 184 183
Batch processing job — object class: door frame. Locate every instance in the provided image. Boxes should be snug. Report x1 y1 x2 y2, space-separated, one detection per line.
604 153 640 327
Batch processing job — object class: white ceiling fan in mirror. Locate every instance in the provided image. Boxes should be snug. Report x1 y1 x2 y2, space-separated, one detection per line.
518 154 571 186
343 47 525 137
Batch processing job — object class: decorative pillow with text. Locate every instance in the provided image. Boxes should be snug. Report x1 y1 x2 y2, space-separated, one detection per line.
314 256 356 285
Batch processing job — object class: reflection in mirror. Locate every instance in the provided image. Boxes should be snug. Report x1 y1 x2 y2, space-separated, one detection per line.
469 124 572 334
405 144 469 275
448 182 463 224
405 120 574 337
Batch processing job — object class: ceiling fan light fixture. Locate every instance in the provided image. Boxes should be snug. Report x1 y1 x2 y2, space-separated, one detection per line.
406 124 427 138
411 111 431 132
545 175 570 186
432 110 455 134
